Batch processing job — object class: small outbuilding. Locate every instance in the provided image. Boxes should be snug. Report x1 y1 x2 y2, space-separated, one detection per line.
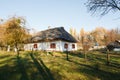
24 27 77 52
107 40 120 51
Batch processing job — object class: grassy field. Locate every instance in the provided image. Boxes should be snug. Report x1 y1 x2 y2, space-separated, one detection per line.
0 51 120 80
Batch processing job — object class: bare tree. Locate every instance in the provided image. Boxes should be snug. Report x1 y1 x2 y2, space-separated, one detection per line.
90 27 107 46
69 27 78 39
80 28 85 47
115 27 120 39
86 0 120 15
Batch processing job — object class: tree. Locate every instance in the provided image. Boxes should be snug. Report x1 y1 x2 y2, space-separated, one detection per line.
69 27 78 39
104 28 120 44
0 21 6 50
70 27 81 43
4 16 29 56
115 27 120 40
80 28 92 61
80 28 85 47
90 27 107 46
86 0 120 15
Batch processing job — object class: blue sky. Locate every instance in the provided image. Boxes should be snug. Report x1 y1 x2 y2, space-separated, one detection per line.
0 0 120 33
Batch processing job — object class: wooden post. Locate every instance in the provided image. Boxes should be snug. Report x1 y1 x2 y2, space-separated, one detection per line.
106 49 110 65
66 48 69 61
84 50 87 62
83 43 88 62
66 51 69 60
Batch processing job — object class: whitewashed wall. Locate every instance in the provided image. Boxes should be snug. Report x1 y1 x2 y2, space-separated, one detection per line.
60 41 77 51
24 40 77 52
114 48 120 51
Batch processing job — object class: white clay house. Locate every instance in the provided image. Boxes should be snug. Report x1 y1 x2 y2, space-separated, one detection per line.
24 27 77 52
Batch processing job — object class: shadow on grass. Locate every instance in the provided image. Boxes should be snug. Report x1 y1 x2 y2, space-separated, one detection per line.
109 62 120 68
69 59 120 80
0 64 17 80
17 56 29 80
68 55 120 80
79 65 120 80
0 55 11 59
69 51 120 69
30 53 55 80
68 51 84 58
87 53 106 62
0 56 20 80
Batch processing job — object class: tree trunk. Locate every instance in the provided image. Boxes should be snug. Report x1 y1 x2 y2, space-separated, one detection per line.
17 47 20 56
15 43 20 56
84 50 87 62
7 45 10 52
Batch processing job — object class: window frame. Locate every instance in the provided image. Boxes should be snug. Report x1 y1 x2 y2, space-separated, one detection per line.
50 43 56 48
72 44 75 49
64 43 68 49
34 43 38 48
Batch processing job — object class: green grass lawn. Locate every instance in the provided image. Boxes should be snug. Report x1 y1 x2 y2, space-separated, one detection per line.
0 51 120 80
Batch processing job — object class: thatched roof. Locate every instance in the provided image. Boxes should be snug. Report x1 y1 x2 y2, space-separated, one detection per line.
29 27 77 43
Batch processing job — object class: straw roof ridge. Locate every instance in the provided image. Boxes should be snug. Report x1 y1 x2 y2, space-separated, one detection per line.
30 27 77 43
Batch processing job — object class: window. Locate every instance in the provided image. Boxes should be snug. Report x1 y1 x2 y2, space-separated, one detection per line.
64 43 68 49
50 43 56 48
72 44 75 49
34 44 37 48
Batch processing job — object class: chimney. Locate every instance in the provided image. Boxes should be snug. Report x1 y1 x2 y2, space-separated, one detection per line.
48 26 51 29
